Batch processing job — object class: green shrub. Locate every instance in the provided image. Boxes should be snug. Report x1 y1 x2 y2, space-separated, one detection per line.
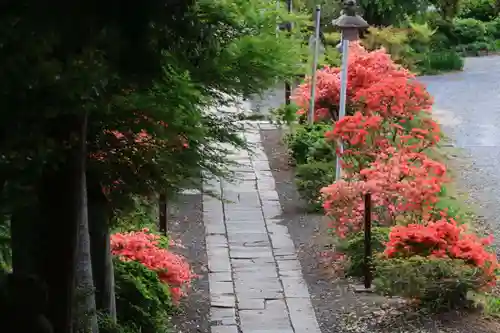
98 313 137 333
429 17 460 48
323 32 341 46
456 41 495 55
0 221 11 272
337 227 390 277
269 103 299 126
418 50 464 74
295 161 336 212
486 17 500 39
374 256 484 311
320 47 342 67
430 32 455 50
286 124 332 165
490 39 500 51
407 21 436 54
431 185 471 223
362 26 413 68
458 0 497 21
307 137 336 163
362 23 442 73
483 294 500 317
114 259 173 333
452 18 487 44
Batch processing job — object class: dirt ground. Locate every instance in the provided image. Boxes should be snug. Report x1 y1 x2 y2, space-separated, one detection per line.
167 191 210 333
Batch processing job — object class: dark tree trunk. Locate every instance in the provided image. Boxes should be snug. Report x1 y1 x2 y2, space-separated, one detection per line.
11 208 38 275
88 175 116 321
74 177 99 333
35 112 88 333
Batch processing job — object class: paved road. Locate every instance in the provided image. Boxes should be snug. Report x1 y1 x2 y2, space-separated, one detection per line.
204 122 321 333
419 56 500 247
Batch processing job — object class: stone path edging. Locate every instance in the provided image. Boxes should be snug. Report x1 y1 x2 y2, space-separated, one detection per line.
203 122 321 333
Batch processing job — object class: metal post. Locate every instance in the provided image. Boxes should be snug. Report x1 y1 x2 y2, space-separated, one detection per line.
308 5 321 124
284 0 292 105
363 193 372 289
159 193 167 235
275 0 280 37
335 38 349 181
333 0 372 294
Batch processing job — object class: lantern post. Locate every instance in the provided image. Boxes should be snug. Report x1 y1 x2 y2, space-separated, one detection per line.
332 0 368 181
332 1 373 292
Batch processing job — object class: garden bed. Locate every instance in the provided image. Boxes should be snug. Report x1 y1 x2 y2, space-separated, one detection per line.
260 37 500 332
261 126 500 333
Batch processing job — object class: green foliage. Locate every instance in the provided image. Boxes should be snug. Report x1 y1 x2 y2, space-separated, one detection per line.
0 221 10 273
374 256 484 311
362 23 446 73
269 103 300 126
486 17 500 39
429 0 461 20
360 22 466 75
455 40 500 54
408 21 438 51
307 137 337 163
428 16 461 48
363 26 412 64
482 294 500 317
98 314 137 333
114 259 173 333
323 32 341 46
356 0 430 26
286 124 332 165
294 0 342 27
337 227 390 277
452 18 487 44
458 0 497 21
0 0 310 253
419 50 464 74
295 162 336 212
431 185 471 223
320 47 342 68
315 32 342 68
424 13 500 59
188 0 309 95
112 197 158 233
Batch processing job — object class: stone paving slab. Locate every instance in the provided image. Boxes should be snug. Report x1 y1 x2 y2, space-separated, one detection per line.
203 122 322 333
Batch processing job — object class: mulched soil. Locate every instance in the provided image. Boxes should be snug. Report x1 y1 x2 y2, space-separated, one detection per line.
167 191 210 333
260 126 500 333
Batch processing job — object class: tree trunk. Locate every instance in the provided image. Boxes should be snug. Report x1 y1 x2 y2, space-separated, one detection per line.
35 112 88 333
74 176 99 333
11 209 38 275
88 177 116 321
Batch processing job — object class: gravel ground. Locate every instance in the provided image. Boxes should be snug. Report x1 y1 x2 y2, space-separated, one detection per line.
260 127 500 333
166 191 210 333
419 56 500 250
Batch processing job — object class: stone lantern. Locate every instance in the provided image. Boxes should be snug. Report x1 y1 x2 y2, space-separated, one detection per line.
332 0 369 51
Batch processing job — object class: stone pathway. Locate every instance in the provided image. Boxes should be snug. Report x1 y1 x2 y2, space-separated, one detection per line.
203 122 321 333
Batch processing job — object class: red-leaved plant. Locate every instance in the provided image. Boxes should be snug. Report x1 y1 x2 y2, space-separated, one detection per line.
384 215 498 286
293 43 446 237
293 42 498 288
111 228 196 303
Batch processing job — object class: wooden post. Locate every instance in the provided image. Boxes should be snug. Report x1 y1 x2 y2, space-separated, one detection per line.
363 192 372 289
159 193 167 235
